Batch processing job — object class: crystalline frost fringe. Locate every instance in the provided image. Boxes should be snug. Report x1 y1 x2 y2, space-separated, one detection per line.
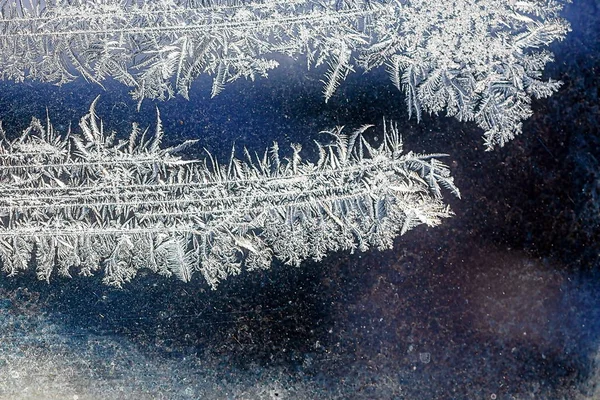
0 99 459 288
0 0 570 149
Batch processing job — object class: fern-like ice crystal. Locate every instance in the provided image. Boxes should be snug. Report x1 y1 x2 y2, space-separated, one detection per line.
0 99 459 288
0 0 570 148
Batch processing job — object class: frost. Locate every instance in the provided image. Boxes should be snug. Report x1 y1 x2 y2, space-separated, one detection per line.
0 100 458 288
0 0 570 148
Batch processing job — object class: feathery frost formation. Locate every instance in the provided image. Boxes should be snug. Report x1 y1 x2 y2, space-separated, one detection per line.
0 100 459 288
0 0 569 148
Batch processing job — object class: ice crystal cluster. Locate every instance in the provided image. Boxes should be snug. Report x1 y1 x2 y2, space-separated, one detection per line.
0 100 458 287
0 0 571 287
0 0 569 148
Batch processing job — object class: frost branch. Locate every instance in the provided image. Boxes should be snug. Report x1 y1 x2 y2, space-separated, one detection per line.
0 99 459 288
0 0 570 148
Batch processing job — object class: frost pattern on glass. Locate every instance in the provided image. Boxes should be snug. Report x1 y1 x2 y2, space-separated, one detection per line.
0 99 459 288
0 0 570 148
